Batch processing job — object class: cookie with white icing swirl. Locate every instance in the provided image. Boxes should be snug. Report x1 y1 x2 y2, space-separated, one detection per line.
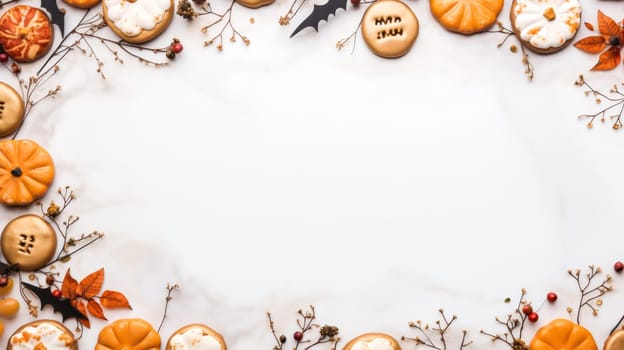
166 324 227 350
102 0 174 44
7 320 77 350
343 333 401 350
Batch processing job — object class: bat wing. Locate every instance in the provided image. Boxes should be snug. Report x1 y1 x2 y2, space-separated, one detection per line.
22 283 87 321
41 0 65 36
290 0 348 38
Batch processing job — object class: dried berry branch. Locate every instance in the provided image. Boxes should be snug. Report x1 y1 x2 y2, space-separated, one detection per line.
157 283 180 333
177 0 250 50
279 0 308 26
567 265 612 324
402 309 472 350
267 305 340 350
336 18 363 54
575 75 624 130
487 22 534 81
480 289 530 350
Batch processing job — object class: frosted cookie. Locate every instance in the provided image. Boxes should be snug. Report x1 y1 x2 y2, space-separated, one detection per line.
343 333 401 350
430 0 503 34
510 0 581 53
96 318 161 350
166 324 227 350
8 320 77 350
0 5 53 63
0 82 24 138
1 214 57 271
236 0 273 9
361 0 419 58
604 329 624 350
102 0 174 44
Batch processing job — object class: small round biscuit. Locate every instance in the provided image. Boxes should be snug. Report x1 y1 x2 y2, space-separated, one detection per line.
361 0 419 58
1 214 57 271
102 0 174 44
0 82 24 138
7 320 78 350
343 333 401 350
166 324 227 350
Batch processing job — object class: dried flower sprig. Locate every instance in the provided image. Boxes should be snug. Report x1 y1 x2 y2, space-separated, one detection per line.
487 22 534 81
267 305 340 350
336 17 363 54
480 289 530 350
402 309 472 350
567 265 612 324
157 283 180 333
575 75 624 130
279 0 308 26
177 0 250 51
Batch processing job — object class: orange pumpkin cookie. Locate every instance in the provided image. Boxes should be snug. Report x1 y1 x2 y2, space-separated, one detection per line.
7 320 77 350
0 6 53 63
530 319 597 350
63 0 101 9
430 0 503 34
102 0 174 44
343 333 402 350
166 324 227 350
235 0 273 9
510 0 581 54
0 139 55 206
96 318 161 350
604 329 624 350
361 0 419 58
0 82 24 138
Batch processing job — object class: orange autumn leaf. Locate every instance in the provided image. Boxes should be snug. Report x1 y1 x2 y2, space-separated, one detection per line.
61 269 78 300
87 299 107 320
100 290 132 309
574 36 606 53
72 300 91 328
592 46 621 70
77 268 104 299
597 10 620 36
584 22 594 31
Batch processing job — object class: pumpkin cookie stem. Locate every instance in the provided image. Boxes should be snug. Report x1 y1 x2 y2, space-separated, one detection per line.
575 75 624 130
157 283 180 333
567 265 613 324
403 309 472 350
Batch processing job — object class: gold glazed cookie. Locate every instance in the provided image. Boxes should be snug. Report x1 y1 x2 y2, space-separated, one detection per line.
166 324 228 350
0 5 53 63
604 329 624 350
102 0 174 44
7 320 77 350
0 82 24 138
361 0 419 58
235 0 273 9
343 333 402 350
510 0 581 54
63 0 101 9
1 214 57 271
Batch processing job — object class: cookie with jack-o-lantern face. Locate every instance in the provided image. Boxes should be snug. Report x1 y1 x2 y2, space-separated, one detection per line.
102 0 174 44
360 0 419 58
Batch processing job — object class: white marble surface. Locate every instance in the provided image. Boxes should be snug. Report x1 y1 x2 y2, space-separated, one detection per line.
1 0 624 348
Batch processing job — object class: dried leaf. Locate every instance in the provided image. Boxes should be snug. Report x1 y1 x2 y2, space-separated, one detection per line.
61 269 78 300
592 46 621 70
584 22 594 31
574 36 606 53
87 299 107 320
597 10 620 36
78 268 104 299
72 300 91 328
100 290 132 309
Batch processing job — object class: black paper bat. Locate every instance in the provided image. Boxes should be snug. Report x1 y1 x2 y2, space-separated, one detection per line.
22 282 87 321
41 0 65 36
0 261 12 275
290 0 347 38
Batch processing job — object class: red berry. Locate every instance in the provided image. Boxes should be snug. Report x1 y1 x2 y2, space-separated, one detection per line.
0 53 8 63
0 277 8 287
293 331 303 342
350 0 360 6
521 304 533 315
528 312 539 323
171 42 183 54
547 292 558 303
10 62 20 74
51 289 62 298
614 261 624 273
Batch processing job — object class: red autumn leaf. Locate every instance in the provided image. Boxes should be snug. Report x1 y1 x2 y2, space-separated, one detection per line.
597 10 620 36
77 268 104 299
72 300 91 328
87 299 107 320
100 290 132 309
574 36 606 53
61 269 78 300
584 22 594 31
592 46 621 70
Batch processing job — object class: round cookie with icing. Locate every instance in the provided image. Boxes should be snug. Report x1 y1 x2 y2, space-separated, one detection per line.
166 324 227 350
430 0 502 34
0 82 24 138
510 0 581 54
0 5 53 63
361 0 419 58
343 333 401 350
7 320 77 350
102 0 174 44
